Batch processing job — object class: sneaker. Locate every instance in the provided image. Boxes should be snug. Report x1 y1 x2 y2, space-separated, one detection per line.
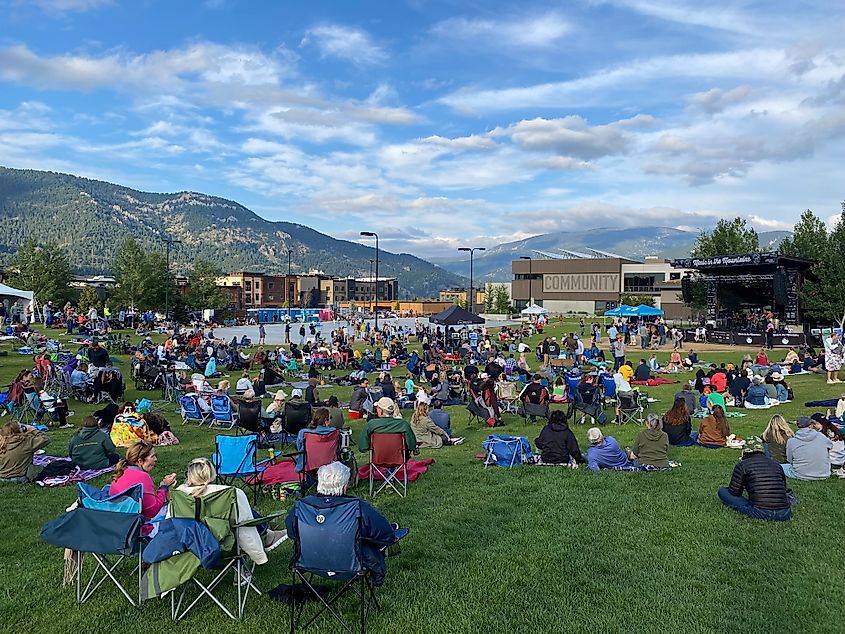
59 423 74 429
66 410 75 417
233 569 253 587
452 437 465 445
263 529 288 552
833 467 845 477
827 380 836 384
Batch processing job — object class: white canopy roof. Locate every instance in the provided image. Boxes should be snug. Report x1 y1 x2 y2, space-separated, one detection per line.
521 303 548 315
0 283 33 303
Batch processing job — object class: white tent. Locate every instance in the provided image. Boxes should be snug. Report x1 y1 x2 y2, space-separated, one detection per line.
0 283 34 320
521 304 548 315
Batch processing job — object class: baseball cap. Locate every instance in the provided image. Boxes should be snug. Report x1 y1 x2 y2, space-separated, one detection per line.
274 389 287 401
587 427 603 443
291 388 303 398
795 416 813 428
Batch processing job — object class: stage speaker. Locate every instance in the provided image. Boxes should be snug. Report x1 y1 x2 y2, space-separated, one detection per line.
773 269 788 306
681 276 693 304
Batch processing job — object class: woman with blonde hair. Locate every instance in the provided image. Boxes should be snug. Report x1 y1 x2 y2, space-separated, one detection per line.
217 379 231 394
173 457 286 563
761 414 793 464
409 402 464 448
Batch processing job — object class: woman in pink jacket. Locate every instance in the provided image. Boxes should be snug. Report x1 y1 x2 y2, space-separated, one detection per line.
109 441 176 526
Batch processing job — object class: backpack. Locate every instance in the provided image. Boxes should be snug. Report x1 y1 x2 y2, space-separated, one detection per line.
483 435 533 468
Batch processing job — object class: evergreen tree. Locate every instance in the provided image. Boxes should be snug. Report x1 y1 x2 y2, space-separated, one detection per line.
186 258 225 311
77 286 102 314
7 239 74 305
112 239 176 311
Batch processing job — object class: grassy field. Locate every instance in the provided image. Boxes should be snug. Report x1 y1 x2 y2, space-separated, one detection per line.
1 319 843 634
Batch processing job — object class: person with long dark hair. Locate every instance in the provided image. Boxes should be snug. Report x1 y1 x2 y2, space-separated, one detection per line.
663 397 696 446
698 404 730 448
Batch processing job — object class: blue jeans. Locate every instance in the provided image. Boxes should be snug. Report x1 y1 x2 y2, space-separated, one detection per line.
717 487 791 521
672 431 698 447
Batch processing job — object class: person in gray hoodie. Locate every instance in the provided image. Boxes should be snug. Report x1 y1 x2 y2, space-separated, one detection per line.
783 416 832 480
628 413 670 468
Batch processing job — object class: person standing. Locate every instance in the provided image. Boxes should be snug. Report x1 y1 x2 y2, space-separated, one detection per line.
612 336 625 371
258 323 266 345
285 322 291 344
824 331 843 384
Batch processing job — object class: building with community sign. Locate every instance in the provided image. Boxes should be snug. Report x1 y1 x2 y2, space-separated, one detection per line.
511 252 693 318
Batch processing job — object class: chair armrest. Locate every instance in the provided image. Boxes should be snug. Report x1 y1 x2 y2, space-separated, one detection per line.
234 510 286 529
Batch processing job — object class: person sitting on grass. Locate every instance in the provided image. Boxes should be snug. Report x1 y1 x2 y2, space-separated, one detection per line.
0 421 50 482
326 395 345 429
698 404 730 448
814 415 845 476
717 436 792 521
744 375 771 408
761 414 793 464
176 457 286 562
410 402 464 448
783 416 832 480
357 397 416 452
663 397 696 446
585 427 630 472
628 413 669 468
633 358 651 381
428 399 452 437
619 360 634 383
534 410 584 467
68 415 119 470
285 461 403 587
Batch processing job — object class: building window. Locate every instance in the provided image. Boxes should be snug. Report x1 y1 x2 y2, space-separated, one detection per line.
245 281 252 291
268 282 275 290
669 272 681 280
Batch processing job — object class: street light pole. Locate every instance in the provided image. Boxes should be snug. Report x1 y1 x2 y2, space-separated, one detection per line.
162 237 182 321
458 246 486 313
286 248 292 322
520 256 533 307
360 231 379 332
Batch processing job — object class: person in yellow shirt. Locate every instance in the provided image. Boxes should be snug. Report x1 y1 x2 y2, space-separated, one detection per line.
619 361 634 383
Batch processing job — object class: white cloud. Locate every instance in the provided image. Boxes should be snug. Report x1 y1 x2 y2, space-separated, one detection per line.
602 0 758 35
300 24 386 65
688 85 754 114
421 134 497 150
430 12 571 49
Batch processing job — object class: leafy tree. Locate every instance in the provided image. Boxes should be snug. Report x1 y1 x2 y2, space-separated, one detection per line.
490 285 513 314
77 286 102 314
779 209 837 321
7 239 74 305
112 238 176 311
483 283 495 313
186 258 225 311
690 218 759 257
620 293 655 307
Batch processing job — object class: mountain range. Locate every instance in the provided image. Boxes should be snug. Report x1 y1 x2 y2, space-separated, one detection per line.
434 227 792 281
0 166 465 299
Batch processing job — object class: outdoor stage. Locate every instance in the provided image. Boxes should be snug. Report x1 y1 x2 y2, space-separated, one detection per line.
683 329 807 347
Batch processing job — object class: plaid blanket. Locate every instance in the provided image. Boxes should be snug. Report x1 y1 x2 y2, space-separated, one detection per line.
32 455 115 488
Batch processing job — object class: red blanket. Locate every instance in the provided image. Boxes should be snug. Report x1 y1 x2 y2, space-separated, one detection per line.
357 458 434 482
254 460 298 485
631 378 678 386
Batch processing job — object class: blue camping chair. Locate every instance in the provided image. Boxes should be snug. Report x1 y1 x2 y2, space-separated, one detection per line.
212 434 270 504
40 483 145 607
180 393 211 426
211 394 239 429
564 373 582 401
289 497 401 634
601 374 617 408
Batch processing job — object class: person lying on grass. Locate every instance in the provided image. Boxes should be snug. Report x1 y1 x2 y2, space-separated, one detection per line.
585 427 630 472
717 436 792 521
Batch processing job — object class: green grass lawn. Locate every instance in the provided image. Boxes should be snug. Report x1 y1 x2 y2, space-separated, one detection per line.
0 320 843 634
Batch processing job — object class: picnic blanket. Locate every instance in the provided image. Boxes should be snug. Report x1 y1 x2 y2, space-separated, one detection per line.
32 455 115 488
631 378 678 386
693 410 747 418
805 399 838 407
358 458 434 482
254 459 298 486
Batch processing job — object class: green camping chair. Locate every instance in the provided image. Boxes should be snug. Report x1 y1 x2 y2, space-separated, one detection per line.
142 488 282 621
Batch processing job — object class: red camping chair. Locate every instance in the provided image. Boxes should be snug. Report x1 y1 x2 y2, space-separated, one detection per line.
299 429 340 492
368 433 408 498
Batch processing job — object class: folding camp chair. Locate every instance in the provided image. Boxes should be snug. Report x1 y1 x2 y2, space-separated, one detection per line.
211 394 239 429
466 398 491 425
162 488 283 621
617 391 644 425
40 483 145 608
600 374 617 409
162 370 184 404
212 434 270 503
18 391 46 425
564 373 582 401
283 401 313 436
368 433 408 497
180 393 212 426
236 398 265 436
519 401 550 424
495 381 519 414
289 497 385 634
294 429 340 494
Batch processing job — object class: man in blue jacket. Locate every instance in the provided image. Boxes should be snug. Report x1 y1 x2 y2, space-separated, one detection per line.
285 461 405 586
585 427 630 472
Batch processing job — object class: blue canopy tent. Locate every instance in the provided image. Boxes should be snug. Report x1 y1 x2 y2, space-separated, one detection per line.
604 304 633 317
629 304 664 317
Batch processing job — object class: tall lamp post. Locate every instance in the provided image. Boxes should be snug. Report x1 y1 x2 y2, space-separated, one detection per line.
458 246 486 313
162 237 182 321
519 256 533 307
286 248 293 322
360 231 379 332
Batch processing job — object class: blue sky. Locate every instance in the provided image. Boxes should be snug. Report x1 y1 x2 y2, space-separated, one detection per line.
1 0 844 259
